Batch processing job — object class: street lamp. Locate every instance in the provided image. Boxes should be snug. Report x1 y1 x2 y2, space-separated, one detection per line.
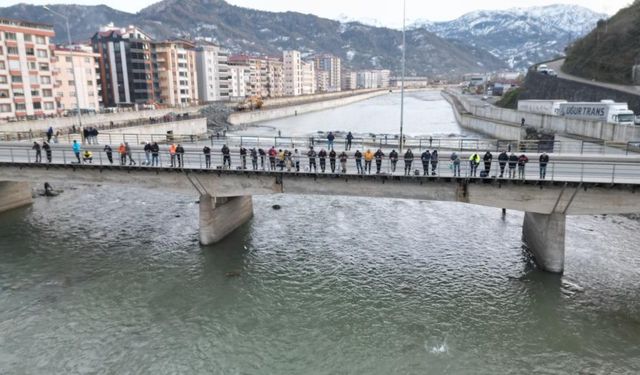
399 0 406 153
43 5 83 132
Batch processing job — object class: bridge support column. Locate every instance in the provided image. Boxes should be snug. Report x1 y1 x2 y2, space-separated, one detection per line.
0 181 32 213
199 195 253 245
522 212 566 274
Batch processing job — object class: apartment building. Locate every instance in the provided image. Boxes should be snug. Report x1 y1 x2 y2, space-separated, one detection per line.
341 71 357 91
52 45 100 113
91 24 156 107
0 17 57 121
313 54 341 92
301 61 316 95
373 69 391 88
154 40 199 106
229 64 249 99
316 70 330 93
228 55 269 97
195 42 229 102
283 50 302 96
265 57 284 98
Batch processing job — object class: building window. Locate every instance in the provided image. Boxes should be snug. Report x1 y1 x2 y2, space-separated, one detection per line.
66 68 73 74
15 103 26 111
44 102 54 110
39 63 49 71
29 75 38 84
0 75 7 84
8 60 20 70
0 104 11 113
23 34 32 42
0 89 8 98
4 32 17 41
11 75 22 83
40 76 51 84
7 47 19 55
84 57 91 63
68 80 75 86
0 46 3 55
37 49 48 58
26 48 35 56
87 80 93 86
43 89 52 97
35 36 46 44
0 61 4 70
13 88 24 97
28 62 37 70
65 56 72 63
33 102 42 110
31 89 40 97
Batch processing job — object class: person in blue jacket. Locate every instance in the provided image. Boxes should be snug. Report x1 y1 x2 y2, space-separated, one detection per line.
72 140 81 163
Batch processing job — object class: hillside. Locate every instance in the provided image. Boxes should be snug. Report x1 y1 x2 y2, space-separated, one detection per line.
0 0 506 77
414 4 605 70
563 1 640 85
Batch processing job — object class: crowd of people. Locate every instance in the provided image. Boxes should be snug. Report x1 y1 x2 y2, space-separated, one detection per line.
27 134 552 180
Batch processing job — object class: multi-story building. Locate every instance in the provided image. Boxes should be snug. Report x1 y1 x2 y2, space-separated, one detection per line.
301 60 315 95
228 55 269 97
229 64 249 99
91 24 157 107
315 70 330 93
341 71 357 91
283 50 302 96
195 42 229 102
356 70 375 89
154 39 199 106
313 54 341 92
373 69 391 88
0 17 57 121
52 45 100 113
265 57 284 98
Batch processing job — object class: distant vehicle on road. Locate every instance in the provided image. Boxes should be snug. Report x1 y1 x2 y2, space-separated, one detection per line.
559 100 635 125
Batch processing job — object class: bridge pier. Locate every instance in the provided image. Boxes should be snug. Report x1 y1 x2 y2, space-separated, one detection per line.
199 195 253 245
0 181 33 213
522 212 566 274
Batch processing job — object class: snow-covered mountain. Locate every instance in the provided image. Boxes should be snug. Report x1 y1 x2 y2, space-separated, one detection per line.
412 4 606 69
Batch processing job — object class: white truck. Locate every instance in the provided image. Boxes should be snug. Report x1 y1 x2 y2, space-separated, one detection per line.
558 100 636 125
517 100 567 116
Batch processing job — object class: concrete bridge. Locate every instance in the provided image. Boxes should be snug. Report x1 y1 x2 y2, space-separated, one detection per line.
1 144 639 274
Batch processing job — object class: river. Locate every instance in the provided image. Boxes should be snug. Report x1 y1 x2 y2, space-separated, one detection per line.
1 91 640 374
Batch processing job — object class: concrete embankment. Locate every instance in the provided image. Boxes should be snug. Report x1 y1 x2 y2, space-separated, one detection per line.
443 90 640 142
228 90 388 125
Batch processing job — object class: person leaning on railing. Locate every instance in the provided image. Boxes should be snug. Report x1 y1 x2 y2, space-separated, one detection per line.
539 152 549 180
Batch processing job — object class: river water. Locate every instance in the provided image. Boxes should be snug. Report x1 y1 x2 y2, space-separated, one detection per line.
2 91 640 374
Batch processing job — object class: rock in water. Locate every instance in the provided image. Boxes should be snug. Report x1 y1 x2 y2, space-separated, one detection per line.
272 205 282 210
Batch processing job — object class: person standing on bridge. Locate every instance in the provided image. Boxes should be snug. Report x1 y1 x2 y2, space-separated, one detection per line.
318 149 327 173
259 148 266 170
363 149 374 174
508 153 518 179
483 151 493 175
517 154 529 179
278 149 286 171
32 142 41 163
329 149 337 173
451 152 461 177
389 149 399 173
176 144 185 168
151 142 159 166
250 148 258 170
143 142 152 166
293 149 301 172
119 143 127 165
46 126 53 143
404 149 414 176
125 142 136 166
339 151 348 173
374 148 385 174
539 152 549 179
469 153 480 177
221 144 231 169
421 150 431 176
498 151 508 178
346 132 353 150
43 141 52 163
431 150 439 175
354 150 363 174
169 143 177 167
72 140 81 163
104 145 113 164
203 145 212 168
327 132 335 150
307 147 317 172
240 146 248 170
268 146 277 170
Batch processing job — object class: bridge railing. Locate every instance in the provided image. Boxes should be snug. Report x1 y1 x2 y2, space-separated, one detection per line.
4 131 639 156
1 145 639 185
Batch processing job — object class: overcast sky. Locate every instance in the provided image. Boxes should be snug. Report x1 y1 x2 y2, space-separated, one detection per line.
5 0 632 26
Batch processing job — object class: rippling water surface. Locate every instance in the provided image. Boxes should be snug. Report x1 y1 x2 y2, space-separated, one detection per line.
2 92 640 374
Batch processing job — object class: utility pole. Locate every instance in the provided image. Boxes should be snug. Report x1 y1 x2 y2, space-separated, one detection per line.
44 6 83 132
399 0 406 153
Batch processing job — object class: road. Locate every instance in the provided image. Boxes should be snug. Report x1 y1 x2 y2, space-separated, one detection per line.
547 59 640 96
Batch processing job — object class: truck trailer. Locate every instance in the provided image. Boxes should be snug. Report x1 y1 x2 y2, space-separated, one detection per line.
558 100 635 125
517 100 567 116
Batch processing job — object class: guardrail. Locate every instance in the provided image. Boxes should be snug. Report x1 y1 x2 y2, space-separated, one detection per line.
2 133 640 156
1 145 639 185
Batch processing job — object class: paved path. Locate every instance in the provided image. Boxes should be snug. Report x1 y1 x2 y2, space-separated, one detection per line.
547 59 640 96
